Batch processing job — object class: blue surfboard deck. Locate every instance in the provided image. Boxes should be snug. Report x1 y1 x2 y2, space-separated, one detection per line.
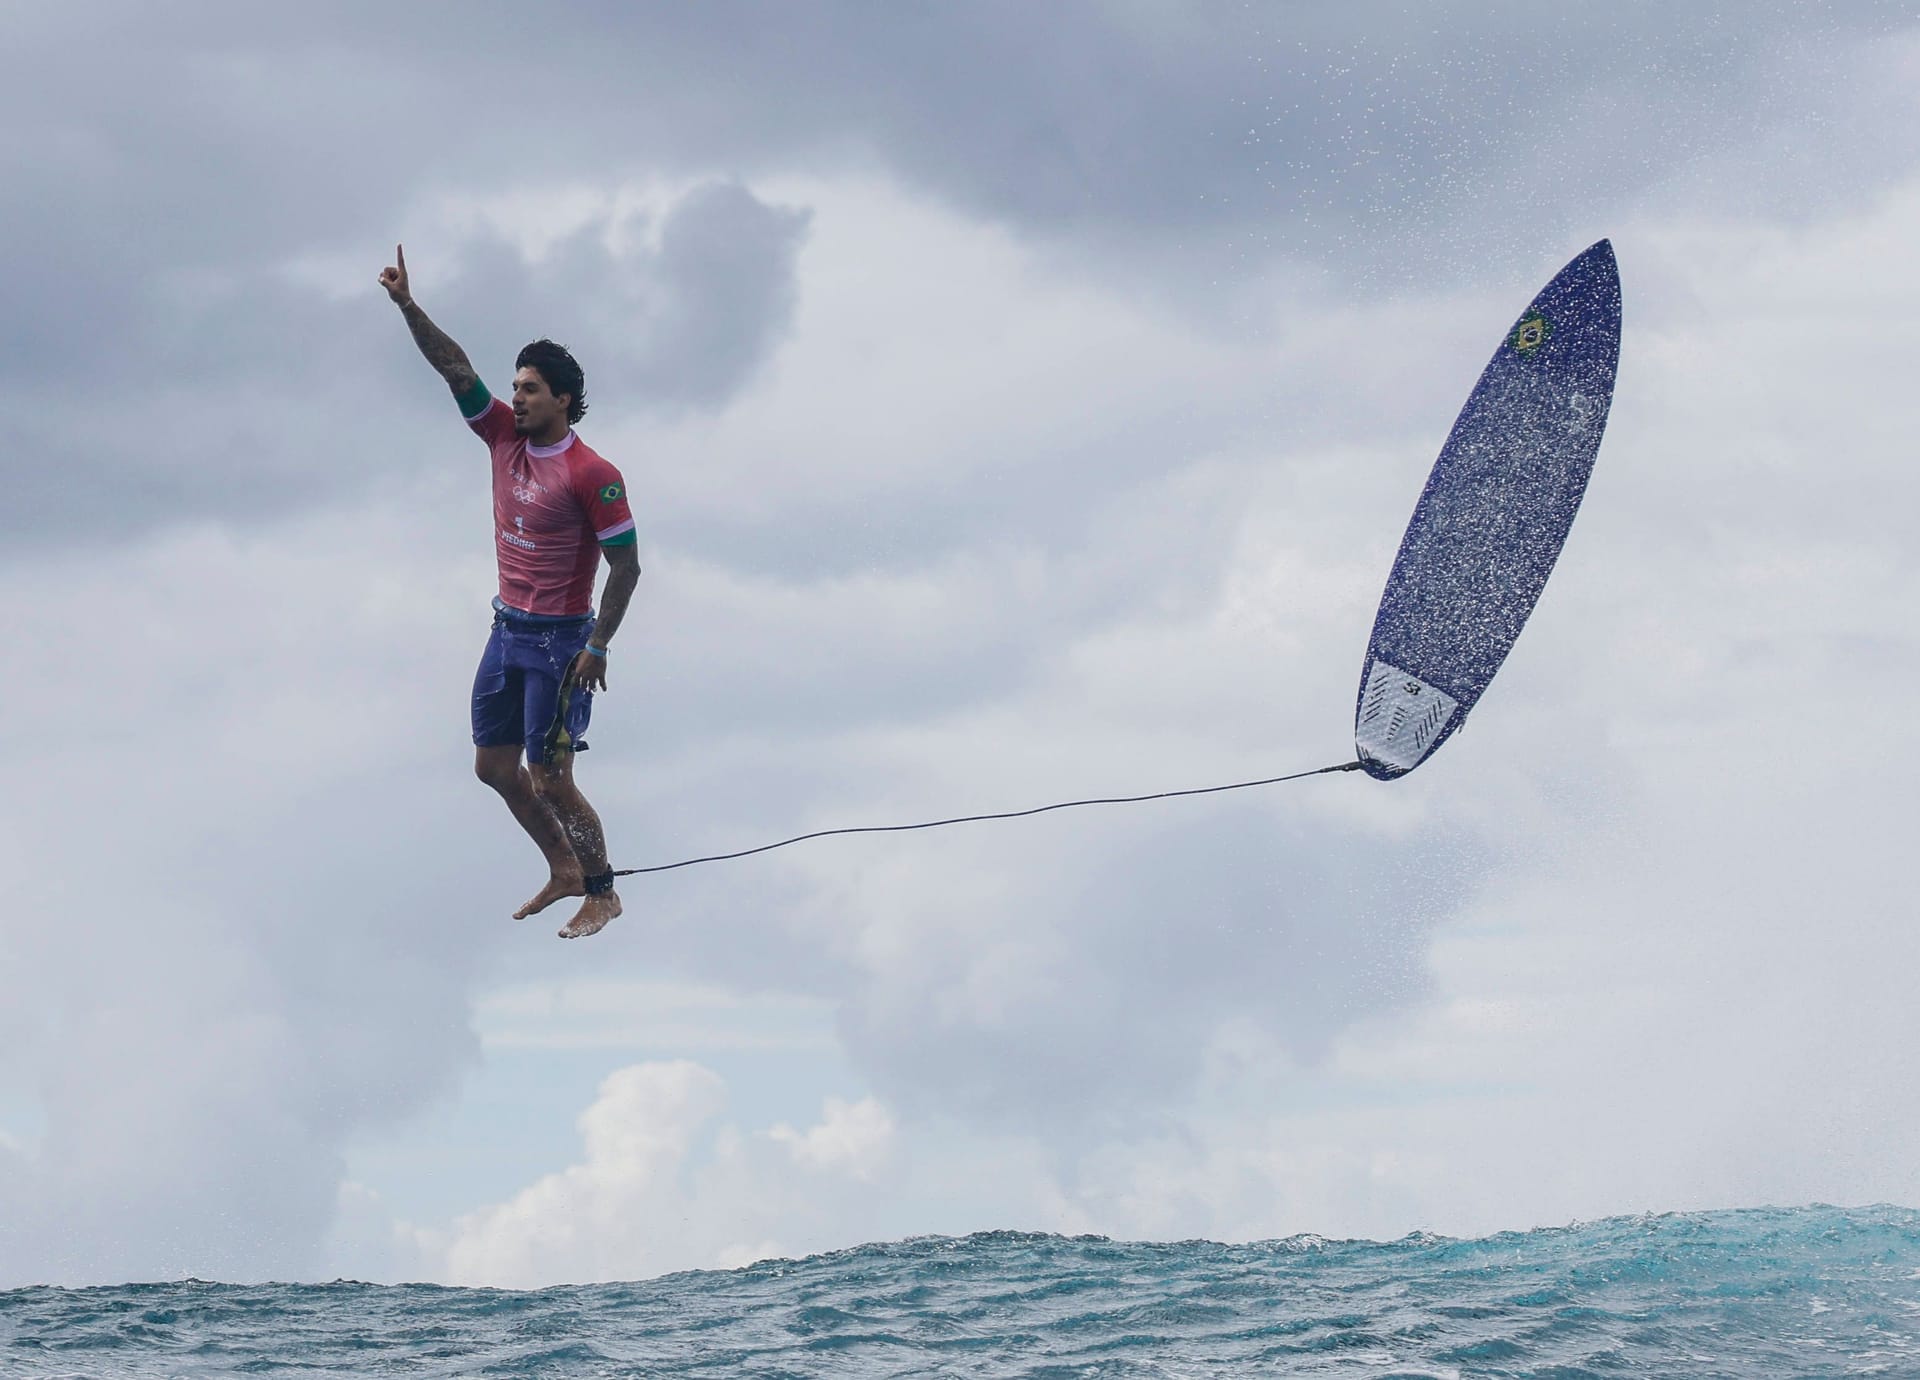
1355 240 1622 780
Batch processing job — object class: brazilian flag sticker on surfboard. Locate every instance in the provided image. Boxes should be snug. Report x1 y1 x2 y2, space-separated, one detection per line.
1509 312 1552 356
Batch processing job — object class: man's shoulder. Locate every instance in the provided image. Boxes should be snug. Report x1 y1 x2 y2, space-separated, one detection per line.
566 434 624 480
468 395 520 448
564 435 634 528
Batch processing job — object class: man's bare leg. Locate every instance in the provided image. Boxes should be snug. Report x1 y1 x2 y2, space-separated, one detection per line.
474 746 585 917
529 755 623 939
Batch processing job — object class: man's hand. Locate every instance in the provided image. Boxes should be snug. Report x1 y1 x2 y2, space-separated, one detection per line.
378 243 411 306
383 247 478 394
570 648 609 693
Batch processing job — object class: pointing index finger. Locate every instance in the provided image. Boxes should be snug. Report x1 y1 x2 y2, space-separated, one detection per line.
396 243 406 273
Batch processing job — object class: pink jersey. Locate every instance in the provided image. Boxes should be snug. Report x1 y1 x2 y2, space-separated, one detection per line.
466 396 636 616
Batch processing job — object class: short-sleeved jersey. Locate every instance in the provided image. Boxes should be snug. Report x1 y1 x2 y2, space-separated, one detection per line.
462 390 635 617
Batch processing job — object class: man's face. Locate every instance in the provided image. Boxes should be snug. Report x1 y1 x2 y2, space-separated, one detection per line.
511 367 571 437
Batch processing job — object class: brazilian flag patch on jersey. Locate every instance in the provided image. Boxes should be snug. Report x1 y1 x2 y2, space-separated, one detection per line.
599 482 624 503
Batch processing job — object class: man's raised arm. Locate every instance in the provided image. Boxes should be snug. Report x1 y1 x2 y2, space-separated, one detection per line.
379 244 479 398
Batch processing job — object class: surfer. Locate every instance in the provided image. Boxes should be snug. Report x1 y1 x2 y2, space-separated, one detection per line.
379 245 641 939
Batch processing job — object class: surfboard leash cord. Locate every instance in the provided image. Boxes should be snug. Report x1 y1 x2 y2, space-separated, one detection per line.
611 759 1366 878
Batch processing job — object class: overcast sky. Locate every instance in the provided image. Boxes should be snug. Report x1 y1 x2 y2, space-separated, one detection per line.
3 2 1919 1288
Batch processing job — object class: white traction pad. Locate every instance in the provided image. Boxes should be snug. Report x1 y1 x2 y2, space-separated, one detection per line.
1355 659 1460 773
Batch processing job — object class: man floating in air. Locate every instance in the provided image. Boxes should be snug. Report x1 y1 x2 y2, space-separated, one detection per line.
380 246 640 939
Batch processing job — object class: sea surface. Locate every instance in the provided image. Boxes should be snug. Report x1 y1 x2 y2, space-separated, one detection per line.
4 1204 1918 1377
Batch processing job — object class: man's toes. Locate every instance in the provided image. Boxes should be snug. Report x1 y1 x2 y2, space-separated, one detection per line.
514 876 583 920
558 899 619 940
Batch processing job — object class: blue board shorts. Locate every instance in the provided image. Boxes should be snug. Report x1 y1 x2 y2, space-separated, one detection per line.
471 600 596 765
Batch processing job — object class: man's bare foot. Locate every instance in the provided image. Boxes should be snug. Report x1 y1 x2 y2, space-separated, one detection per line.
515 871 584 920
558 891 622 940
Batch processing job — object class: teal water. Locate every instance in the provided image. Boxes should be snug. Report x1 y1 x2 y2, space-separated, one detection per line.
4 1205 1917 1377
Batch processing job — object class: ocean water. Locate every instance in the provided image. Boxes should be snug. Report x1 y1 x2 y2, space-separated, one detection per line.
4 1205 1918 1377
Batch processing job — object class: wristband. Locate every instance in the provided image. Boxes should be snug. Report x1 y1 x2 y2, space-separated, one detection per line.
585 643 609 657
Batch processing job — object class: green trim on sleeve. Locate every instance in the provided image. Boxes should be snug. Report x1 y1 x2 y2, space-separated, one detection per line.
455 378 492 421
599 529 639 548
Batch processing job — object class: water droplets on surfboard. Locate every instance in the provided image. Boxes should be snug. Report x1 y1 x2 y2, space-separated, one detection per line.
1355 239 1622 780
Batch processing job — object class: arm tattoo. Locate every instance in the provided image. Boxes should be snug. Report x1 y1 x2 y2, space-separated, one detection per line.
400 300 479 394
593 548 642 648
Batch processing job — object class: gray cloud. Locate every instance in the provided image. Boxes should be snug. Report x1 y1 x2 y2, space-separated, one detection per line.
0 180 806 545
3 3 1919 1289
8 3 1905 344
437 182 809 413
3 5 1908 551
837 800 1481 1140
305 2 1912 261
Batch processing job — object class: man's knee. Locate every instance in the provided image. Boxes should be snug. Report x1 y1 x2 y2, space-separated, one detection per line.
474 747 524 793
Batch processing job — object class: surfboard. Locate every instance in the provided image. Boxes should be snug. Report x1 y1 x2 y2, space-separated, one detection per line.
1354 239 1622 780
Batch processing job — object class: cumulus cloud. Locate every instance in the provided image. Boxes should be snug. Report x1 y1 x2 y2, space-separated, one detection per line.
770 1096 894 1179
429 1064 898 1286
436 1062 727 1286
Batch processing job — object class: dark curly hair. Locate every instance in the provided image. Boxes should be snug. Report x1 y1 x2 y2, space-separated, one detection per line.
515 339 588 424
